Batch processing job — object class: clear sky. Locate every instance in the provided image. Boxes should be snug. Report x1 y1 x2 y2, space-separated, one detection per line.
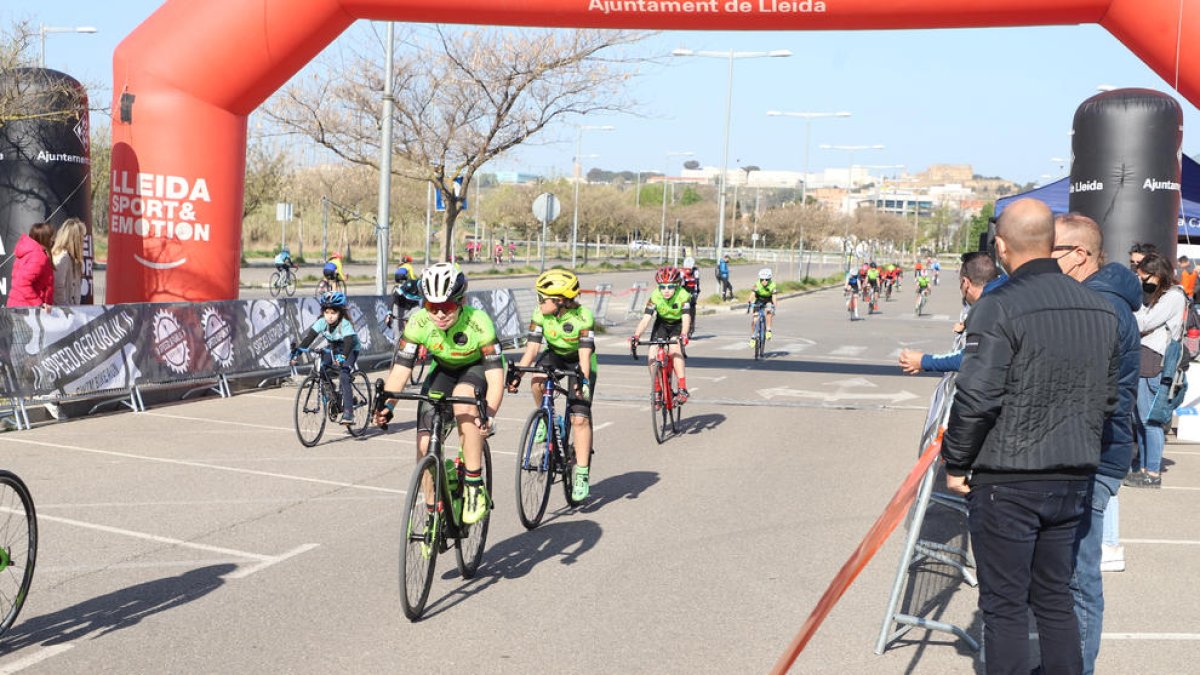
8 1 1199 188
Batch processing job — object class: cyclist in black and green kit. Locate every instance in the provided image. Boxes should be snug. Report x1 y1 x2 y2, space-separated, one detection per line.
375 262 505 525
507 268 597 501
629 266 692 402
749 267 778 342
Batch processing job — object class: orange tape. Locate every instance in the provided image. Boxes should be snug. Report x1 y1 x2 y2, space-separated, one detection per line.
770 435 944 673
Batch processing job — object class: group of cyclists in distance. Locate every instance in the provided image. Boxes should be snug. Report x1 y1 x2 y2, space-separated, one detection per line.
843 258 940 319
286 254 789 524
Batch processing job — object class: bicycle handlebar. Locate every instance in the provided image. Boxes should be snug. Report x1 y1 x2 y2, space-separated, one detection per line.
630 337 687 360
373 378 489 431
509 364 579 381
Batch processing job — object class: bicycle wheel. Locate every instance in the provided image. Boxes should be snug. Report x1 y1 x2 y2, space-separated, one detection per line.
294 374 326 447
346 371 373 437
456 441 492 578
285 271 297 297
668 370 682 434
315 279 330 298
650 363 666 444
515 409 553 530
400 454 440 620
269 271 282 298
755 321 765 360
560 418 580 506
0 471 37 637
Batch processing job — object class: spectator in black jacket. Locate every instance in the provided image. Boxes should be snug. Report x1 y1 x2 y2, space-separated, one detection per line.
1053 213 1141 674
942 198 1119 675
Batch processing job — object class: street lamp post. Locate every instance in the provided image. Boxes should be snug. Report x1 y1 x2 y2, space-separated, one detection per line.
571 124 614 267
39 25 97 68
766 111 851 205
673 48 791 260
660 151 694 264
374 22 395 296
821 143 884 269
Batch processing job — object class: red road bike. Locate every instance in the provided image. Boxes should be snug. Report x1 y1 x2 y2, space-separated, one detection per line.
631 337 687 444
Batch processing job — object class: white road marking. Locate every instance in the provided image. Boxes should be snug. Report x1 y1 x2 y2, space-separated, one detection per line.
139 412 415 445
828 345 867 356
229 543 321 580
0 645 75 674
593 422 613 432
16 509 319 569
718 341 750 351
0 437 406 494
1103 633 1200 640
1122 538 1200 545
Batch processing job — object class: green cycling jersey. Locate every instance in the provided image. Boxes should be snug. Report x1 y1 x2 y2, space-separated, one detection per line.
400 305 498 369
917 275 930 288
645 287 692 322
866 268 879 281
529 305 596 357
753 280 777 299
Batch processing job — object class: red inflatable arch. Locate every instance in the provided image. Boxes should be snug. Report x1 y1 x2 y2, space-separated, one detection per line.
107 0 1199 302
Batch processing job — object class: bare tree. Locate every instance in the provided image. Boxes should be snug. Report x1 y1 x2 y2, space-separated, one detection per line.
265 25 650 260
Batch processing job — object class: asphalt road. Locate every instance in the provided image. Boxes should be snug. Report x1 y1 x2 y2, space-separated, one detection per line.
2 275 1197 673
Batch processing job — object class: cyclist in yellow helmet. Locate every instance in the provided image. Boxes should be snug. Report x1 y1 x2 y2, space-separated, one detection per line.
507 268 597 501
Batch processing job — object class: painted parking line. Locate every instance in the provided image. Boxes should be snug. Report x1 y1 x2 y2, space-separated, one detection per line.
0 437 406 494
0 645 74 674
139 411 415 445
2 508 320 581
1122 538 1200 545
1103 633 1200 640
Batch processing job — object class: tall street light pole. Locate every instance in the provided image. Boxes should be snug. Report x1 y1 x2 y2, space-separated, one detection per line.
374 22 395 296
39 25 97 68
766 111 851 206
821 143 884 270
660 151 694 264
571 124 614 267
673 48 791 261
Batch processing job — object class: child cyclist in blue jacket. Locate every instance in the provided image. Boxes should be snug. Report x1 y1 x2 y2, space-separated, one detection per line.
292 291 360 425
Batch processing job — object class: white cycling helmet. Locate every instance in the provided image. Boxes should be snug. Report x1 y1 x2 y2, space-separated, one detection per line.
420 262 467 303
683 256 696 269
758 268 773 280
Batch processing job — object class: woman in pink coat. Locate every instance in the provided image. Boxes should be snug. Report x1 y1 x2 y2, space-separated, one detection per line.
6 222 55 308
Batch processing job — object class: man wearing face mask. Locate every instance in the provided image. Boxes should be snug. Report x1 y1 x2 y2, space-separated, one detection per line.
1052 213 1141 675
942 198 1120 675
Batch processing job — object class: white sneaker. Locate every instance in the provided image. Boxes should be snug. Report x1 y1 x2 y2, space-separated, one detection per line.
1100 544 1125 572
45 402 64 420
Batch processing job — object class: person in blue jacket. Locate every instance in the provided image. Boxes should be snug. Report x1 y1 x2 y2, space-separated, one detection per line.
898 251 1002 374
716 254 733 300
1053 213 1141 675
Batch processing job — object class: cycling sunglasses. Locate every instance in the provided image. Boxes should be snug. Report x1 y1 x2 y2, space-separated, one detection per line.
424 300 459 315
658 283 678 291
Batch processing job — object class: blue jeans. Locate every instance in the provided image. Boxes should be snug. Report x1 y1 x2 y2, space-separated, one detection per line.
1070 474 1122 675
1103 494 1120 547
968 480 1088 675
1134 376 1164 473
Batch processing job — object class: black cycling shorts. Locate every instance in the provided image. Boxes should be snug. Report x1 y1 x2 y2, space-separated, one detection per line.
651 318 683 341
417 361 488 433
535 350 596 419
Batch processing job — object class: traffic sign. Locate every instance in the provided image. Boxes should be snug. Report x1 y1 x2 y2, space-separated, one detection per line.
532 192 560 222
434 177 466 212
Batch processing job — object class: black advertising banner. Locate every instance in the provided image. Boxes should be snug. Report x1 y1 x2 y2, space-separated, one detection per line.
1 293 521 398
242 298 300 372
6 304 142 397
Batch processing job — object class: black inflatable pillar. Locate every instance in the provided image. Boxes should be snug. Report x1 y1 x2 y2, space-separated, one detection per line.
1069 88 1182 267
0 68 94 304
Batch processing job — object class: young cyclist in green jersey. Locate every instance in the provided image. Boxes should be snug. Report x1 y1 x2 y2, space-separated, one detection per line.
749 268 778 341
375 262 505 525
507 269 597 501
629 266 692 402
291 291 360 425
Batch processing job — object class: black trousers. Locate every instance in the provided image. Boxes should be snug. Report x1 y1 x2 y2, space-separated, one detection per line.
968 479 1089 675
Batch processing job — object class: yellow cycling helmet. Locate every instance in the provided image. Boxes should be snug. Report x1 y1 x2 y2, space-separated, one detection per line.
535 268 581 299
